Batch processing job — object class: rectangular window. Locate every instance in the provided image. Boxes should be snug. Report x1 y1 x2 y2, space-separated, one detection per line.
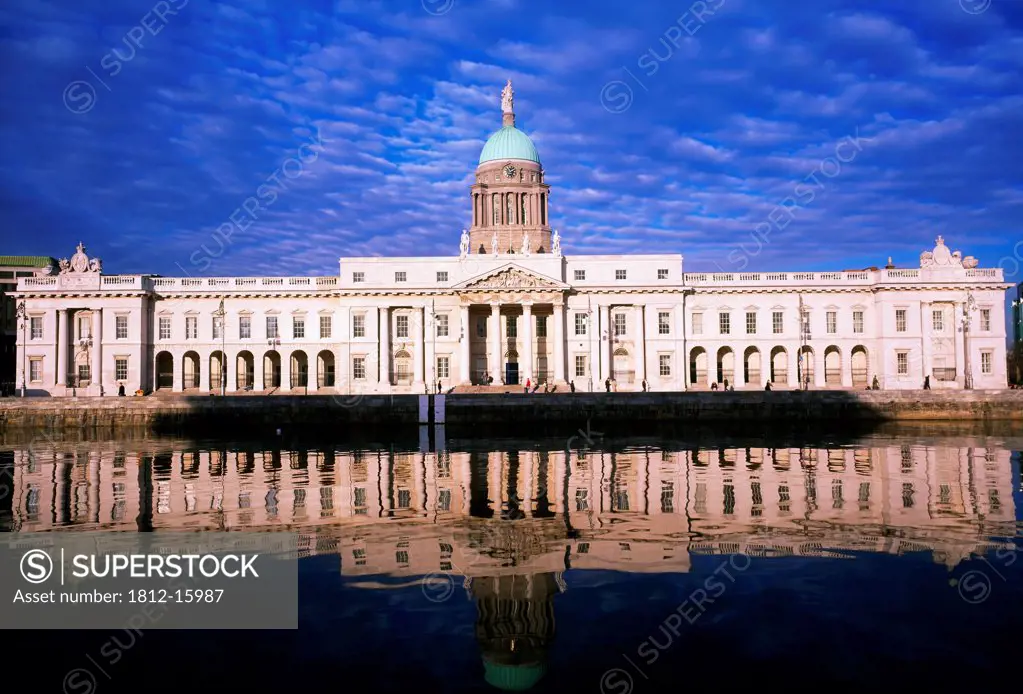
719 312 730 335
239 316 251 339
506 315 517 338
746 312 756 335
897 351 909 375
536 315 548 338
980 308 991 331
293 317 305 339
477 317 487 338
266 316 278 339
212 316 222 340
78 364 90 384
159 317 171 340
30 316 43 339
185 316 197 340
436 271 448 282
896 309 907 333
29 358 42 382
659 354 671 377
574 313 587 336
352 271 365 283
932 309 943 332
615 269 626 280
114 315 128 339
772 311 783 334
436 314 449 337
78 315 92 339
396 315 409 339
657 268 668 280
692 313 703 335
853 310 864 334
437 356 450 379
981 351 992 374
575 355 587 378
826 311 837 334
352 356 366 380
658 312 670 335
115 357 128 381
614 313 626 336
395 271 406 283
574 269 586 281
319 315 332 339
352 314 365 338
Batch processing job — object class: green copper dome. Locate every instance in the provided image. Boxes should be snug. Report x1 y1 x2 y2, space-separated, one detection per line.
479 126 540 165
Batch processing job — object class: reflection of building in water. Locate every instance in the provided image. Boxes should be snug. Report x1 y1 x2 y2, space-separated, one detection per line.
5 442 1016 571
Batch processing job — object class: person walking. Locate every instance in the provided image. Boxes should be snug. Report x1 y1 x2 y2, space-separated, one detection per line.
871 375 880 390
764 381 772 391
923 375 931 390
570 380 576 393
524 377 531 394
641 378 648 392
605 378 611 392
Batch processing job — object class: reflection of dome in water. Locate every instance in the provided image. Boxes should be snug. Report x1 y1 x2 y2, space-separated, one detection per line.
472 573 561 691
483 658 548 691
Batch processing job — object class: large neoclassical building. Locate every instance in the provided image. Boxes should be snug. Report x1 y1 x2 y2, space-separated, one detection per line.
12 83 1011 396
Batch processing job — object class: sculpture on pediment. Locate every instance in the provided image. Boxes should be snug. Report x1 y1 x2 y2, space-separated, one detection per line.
459 229 469 259
60 242 102 274
468 268 552 291
963 255 978 269
552 229 561 257
920 235 964 268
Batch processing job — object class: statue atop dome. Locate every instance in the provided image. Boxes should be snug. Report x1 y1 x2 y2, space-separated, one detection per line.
501 80 514 126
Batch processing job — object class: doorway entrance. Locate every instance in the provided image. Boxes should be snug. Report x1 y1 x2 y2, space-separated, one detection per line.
505 362 519 385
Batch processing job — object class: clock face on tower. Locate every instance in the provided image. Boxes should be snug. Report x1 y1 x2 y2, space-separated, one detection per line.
503 164 516 179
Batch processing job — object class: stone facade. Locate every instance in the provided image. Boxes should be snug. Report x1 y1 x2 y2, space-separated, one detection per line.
10 86 1011 396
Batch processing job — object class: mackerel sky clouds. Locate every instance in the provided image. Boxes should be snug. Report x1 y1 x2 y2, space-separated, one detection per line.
1 0 1020 282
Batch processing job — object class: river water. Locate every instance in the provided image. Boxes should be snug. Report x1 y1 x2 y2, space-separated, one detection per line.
2 424 1021 692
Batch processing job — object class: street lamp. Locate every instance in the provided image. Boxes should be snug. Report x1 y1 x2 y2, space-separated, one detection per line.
15 301 26 397
959 291 977 390
798 295 811 390
267 336 281 391
215 298 226 396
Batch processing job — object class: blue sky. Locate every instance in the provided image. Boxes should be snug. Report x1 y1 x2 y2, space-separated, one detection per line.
1 0 1021 283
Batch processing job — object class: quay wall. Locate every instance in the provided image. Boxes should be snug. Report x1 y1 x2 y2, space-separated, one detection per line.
1 391 1021 435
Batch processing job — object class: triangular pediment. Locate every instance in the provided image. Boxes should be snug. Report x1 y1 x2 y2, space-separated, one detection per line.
455 264 568 292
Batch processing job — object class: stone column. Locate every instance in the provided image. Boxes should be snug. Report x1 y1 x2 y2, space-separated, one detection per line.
308 352 319 393
56 309 67 387
601 305 612 381
92 309 103 395
761 347 771 388
521 303 533 383
423 306 434 390
254 352 264 391
413 306 425 386
553 300 565 383
227 351 238 392
281 350 292 392
734 347 745 388
920 301 931 385
490 303 502 384
636 305 646 388
459 304 471 384
378 307 390 386
814 349 825 388
789 347 800 388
